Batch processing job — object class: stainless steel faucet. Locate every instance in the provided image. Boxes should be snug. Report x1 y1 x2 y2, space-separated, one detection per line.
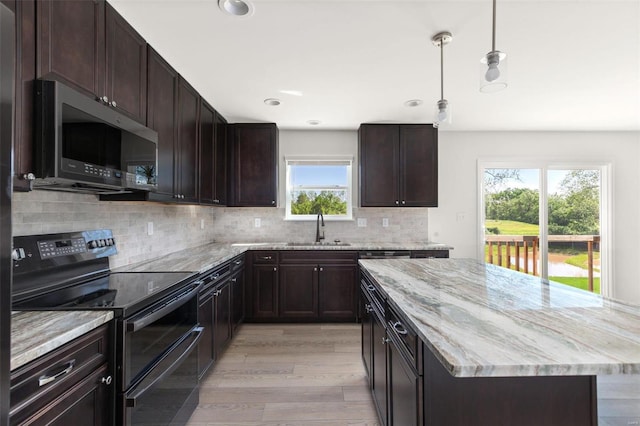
315 211 325 243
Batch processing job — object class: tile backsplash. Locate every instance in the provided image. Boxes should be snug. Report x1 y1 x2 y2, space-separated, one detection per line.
12 191 216 268
12 191 429 268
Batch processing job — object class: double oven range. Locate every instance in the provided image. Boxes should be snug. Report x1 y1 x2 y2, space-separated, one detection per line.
12 229 203 426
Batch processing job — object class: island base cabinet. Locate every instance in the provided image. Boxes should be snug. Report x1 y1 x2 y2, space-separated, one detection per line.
371 311 387 426
388 338 421 426
423 347 598 426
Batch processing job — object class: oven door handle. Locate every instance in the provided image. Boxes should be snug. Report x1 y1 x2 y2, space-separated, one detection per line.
126 281 203 332
125 326 203 408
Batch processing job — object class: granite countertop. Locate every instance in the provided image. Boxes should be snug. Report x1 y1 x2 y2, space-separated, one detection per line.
114 241 452 274
11 310 114 371
359 258 640 378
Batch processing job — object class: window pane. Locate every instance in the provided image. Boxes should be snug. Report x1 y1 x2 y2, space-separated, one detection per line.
290 190 348 215
290 165 347 187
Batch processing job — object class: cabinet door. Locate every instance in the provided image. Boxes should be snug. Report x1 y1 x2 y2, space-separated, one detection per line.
399 125 438 207
16 363 111 426
359 124 400 207
197 291 214 378
37 0 105 98
388 338 420 426
104 3 146 123
146 46 178 197
231 269 245 331
199 101 215 204
360 287 373 383
213 111 228 205
251 265 279 319
176 78 199 202
213 282 232 358
318 264 357 320
372 312 388 426
279 264 318 319
12 0 35 191
229 123 277 207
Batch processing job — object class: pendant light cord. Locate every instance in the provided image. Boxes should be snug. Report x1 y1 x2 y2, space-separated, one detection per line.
491 0 497 52
440 40 444 100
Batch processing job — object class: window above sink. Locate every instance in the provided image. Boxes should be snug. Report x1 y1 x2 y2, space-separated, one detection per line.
284 157 353 221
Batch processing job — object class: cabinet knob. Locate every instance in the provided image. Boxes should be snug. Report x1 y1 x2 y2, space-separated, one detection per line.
314 267 318 272
381 337 390 345
273 267 277 272
101 376 113 385
110 100 117 108
319 267 323 272
98 95 109 104
395 200 399 205
231 278 237 283
271 200 276 205
365 304 373 313
402 200 406 205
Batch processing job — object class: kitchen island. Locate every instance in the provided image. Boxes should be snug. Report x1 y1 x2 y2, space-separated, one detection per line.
359 258 640 426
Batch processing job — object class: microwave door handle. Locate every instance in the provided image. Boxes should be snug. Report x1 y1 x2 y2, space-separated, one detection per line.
126 281 202 332
125 327 203 408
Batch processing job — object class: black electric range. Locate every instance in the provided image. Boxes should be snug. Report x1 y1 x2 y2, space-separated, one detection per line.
12 229 196 317
12 229 203 426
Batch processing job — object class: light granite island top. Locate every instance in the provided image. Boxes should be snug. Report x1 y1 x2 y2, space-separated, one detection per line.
359 258 640 378
11 310 114 371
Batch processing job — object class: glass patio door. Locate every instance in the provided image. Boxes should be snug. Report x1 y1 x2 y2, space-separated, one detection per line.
482 165 605 295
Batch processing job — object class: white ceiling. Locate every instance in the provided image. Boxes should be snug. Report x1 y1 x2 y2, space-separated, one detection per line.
110 0 640 131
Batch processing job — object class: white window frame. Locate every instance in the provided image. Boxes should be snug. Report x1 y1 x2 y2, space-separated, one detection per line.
284 156 354 221
477 159 612 297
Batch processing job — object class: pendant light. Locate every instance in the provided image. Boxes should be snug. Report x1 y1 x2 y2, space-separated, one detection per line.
432 31 452 128
480 0 507 92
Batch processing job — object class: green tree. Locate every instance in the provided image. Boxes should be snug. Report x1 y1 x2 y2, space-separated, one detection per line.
548 170 599 235
485 188 539 224
290 191 347 215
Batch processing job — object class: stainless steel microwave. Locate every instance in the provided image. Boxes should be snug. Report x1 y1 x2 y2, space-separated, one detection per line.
33 79 158 194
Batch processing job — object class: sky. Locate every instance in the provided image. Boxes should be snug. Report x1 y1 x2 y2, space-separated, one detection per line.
488 168 599 195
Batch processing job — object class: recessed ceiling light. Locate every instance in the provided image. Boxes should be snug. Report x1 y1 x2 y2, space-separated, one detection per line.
219 0 253 16
307 120 321 126
404 99 423 107
264 98 281 106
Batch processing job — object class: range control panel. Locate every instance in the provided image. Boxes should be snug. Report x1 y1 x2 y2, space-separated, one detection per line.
12 229 117 270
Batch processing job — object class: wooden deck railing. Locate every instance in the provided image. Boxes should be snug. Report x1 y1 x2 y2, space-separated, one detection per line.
485 235 600 292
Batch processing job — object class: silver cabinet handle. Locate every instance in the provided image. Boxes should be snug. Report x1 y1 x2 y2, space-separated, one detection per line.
259 256 272 260
367 284 375 292
231 278 237 283
392 321 408 335
365 304 373 313
234 260 242 265
381 337 390 345
39 360 75 387
101 376 113 385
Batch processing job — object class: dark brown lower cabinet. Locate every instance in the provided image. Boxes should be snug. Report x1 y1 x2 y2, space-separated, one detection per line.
360 286 373 381
371 309 387 426
388 334 421 426
10 324 112 426
213 280 232 359
280 264 318 319
318 264 357 320
251 264 279 319
231 267 245 332
197 289 214 379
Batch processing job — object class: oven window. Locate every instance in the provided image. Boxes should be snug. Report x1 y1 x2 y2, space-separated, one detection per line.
125 295 198 388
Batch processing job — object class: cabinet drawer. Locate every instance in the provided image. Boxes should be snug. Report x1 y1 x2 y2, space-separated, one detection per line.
200 262 231 293
411 250 449 259
230 254 245 271
280 250 357 264
251 251 278 264
360 271 384 317
10 323 111 418
387 305 421 374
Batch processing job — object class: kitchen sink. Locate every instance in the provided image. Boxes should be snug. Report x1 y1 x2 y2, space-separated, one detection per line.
287 241 351 247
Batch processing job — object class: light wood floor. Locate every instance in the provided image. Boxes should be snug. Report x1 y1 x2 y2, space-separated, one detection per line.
187 323 640 426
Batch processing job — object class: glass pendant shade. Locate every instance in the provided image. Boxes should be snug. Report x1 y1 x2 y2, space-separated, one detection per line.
433 99 451 128
480 51 508 92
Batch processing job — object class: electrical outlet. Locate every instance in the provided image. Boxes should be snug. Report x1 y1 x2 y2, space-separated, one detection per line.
456 212 466 222
382 218 389 227
147 222 154 236
200 219 205 230
254 218 261 228
357 218 367 227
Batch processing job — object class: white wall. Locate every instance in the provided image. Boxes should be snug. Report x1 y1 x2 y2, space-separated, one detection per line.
430 131 640 304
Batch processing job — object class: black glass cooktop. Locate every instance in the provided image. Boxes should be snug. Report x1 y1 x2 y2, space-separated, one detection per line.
13 272 195 316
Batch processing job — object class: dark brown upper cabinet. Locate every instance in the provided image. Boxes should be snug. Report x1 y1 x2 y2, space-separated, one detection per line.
199 100 227 205
359 124 438 207
36 0 147 123
3 0 36 191
228 123 278 207
146 46 178 199
175 77 200 203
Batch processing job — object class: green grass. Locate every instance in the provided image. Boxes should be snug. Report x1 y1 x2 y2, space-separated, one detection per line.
565 253 601 273
549 276 600 293
485 220 539 235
